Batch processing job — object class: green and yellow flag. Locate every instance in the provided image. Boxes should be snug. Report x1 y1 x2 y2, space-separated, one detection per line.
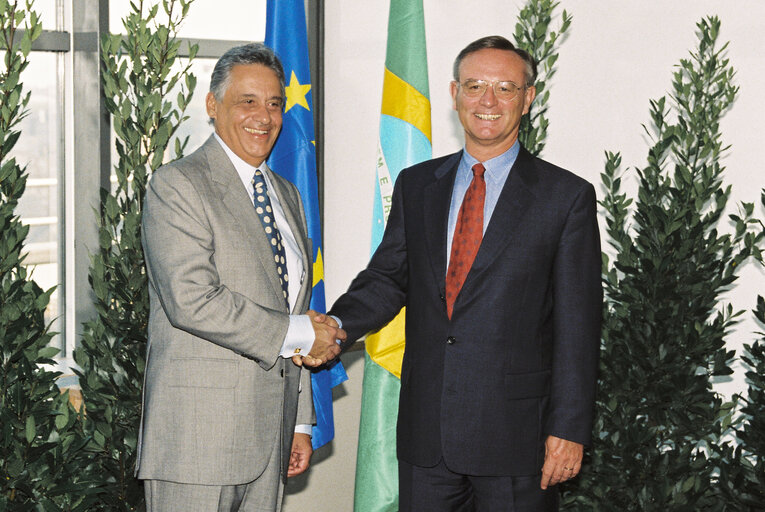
354 1 431 510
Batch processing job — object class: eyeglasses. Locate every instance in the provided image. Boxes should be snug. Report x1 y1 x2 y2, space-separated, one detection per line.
457 79 526 100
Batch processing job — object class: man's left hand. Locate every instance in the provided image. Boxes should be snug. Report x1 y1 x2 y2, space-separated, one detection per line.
287 433 313 477
540 435 583 489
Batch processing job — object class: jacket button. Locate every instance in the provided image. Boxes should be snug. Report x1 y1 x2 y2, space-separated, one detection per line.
446 336 456 345
439 293 446 302
280 368 284 377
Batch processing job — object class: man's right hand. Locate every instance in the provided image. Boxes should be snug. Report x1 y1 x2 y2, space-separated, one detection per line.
293 310 345 367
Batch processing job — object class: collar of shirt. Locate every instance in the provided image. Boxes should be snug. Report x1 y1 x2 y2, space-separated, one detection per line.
446 141 521 269
213 133 304 311
214 132 277 198
457 140 520 192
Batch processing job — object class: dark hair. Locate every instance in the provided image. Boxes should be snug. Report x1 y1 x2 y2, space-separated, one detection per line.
210 42 286 101
452 35 537 86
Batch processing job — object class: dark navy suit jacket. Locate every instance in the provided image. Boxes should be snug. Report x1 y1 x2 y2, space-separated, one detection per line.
329 146 602 476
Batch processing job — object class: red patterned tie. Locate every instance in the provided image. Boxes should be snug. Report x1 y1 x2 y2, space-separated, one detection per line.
446 163 486 319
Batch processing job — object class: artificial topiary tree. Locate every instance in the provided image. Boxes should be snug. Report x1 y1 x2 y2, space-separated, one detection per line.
0 1 99 509
563 17 763 510
513 0 571 156
73 1 197 509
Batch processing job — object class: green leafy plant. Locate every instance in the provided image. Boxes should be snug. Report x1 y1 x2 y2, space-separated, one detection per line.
714 199 765 510
0 1 99 509
563 16 763 510
513 0 571 156
732 291 765 505
73 0 197 508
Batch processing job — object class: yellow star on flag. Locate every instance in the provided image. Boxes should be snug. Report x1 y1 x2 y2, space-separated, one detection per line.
312 247 324 287
284 70 311 113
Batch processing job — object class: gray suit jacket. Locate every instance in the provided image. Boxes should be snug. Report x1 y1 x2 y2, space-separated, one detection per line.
136 135 314 486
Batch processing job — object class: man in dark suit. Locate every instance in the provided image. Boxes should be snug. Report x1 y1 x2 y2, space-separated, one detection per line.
328 35 602 511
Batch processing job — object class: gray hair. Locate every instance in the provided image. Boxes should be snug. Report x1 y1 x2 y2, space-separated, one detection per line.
452 35 537 87
209 43 286 101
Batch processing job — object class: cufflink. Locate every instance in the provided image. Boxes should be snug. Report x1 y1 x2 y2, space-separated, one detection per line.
295 348 301 354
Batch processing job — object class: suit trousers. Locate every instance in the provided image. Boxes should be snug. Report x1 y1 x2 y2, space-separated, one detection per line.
144 437 283 512
399 458 559 512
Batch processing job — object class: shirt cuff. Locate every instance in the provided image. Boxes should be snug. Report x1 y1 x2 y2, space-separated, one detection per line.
294 424 312 436
280 314 315 358
330 315 344 344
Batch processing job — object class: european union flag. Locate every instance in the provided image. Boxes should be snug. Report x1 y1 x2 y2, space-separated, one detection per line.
265 0 348 450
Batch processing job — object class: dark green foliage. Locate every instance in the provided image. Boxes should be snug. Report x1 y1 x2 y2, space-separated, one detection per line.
561 17 763 511
733 292 765 505
0 1 100 509
72 1 197 509
715 238 765 511
513 0 571 156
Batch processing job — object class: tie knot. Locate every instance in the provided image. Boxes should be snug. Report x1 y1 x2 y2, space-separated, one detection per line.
472 163 486 178
252 169 268 189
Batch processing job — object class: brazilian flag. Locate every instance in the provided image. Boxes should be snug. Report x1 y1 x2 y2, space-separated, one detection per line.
355 0 432 510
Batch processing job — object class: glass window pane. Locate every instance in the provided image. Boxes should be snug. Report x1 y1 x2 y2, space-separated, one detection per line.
171 58 216 155
110 0 267 42
8 51 64 334
108 58 214 192
35 0 62 31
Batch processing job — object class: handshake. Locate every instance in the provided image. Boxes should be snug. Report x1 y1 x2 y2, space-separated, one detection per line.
292 310 347 368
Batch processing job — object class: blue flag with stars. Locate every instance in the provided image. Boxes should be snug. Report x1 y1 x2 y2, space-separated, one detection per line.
265 0 348 450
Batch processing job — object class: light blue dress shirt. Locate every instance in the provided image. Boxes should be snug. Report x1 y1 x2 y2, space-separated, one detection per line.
446 141 521 268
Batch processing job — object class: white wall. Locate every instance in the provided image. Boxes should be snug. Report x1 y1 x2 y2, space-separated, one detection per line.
285 2 765 510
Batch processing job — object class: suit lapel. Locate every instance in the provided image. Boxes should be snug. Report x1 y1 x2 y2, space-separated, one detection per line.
204 136 286 306
423 152 462 296
467 147 537 280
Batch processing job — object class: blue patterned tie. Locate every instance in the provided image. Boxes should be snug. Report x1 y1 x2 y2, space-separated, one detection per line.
252 169 289 307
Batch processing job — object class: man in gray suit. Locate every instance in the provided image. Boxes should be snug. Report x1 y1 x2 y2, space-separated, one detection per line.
137 43 343 511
